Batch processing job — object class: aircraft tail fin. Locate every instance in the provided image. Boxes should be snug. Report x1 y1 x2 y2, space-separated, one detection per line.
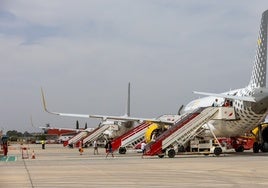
125 82 131 117
249 10 268 88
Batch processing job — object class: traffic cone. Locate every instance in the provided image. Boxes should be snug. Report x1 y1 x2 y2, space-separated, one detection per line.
31 150 36 159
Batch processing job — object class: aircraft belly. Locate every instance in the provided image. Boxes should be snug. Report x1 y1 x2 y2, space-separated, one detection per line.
208 120 243 137
204 118 265 137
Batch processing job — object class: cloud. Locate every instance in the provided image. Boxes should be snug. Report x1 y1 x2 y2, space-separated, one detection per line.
0 0 268 132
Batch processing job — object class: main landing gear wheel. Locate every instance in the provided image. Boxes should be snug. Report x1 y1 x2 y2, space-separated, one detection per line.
261 142 268 152
119 147 127 154
214 147 222 156
168 149 176 158
253 142 260 153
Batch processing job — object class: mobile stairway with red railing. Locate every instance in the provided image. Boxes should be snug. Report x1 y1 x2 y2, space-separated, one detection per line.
111 114 181 154
111 121 153 154
82 124 110 145
65 131 88 147
145 107 234 158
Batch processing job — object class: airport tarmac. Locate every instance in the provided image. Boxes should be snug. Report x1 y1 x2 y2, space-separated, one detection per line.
1 144 268 188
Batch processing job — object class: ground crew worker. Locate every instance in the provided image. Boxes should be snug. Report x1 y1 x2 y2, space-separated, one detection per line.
41 140 45 149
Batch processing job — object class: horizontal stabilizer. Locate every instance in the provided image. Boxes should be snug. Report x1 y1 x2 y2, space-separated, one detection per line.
193 91 256 102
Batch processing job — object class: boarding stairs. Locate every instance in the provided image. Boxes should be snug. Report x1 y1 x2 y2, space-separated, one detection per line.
112 121 153 153
67 131 88 146
145 107 220 156
83 124 110 144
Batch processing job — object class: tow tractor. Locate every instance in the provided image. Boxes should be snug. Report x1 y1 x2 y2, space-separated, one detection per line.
229 135 255 152
189 138 229 156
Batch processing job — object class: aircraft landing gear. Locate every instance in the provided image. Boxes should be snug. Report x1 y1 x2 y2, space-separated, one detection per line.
253 142 260 153
261 142 268 152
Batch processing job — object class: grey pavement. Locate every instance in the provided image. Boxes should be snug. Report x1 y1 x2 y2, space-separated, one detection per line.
1 144 268 188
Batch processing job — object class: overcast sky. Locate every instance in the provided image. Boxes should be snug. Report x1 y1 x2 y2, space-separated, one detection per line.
1 1 268 133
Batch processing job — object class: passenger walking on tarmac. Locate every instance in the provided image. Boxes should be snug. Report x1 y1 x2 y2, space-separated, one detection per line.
93 139 99 155
141 141 147 158
105 138 114 158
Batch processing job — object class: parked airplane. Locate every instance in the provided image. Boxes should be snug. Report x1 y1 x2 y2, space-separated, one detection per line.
31 117 94 135
179 10 268 152
41 83 171 138
42 10 268 152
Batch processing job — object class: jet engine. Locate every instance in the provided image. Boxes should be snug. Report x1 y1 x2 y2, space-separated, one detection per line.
145 123 169 143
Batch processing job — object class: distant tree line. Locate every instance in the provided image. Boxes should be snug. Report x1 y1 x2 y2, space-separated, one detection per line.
6 130 46 142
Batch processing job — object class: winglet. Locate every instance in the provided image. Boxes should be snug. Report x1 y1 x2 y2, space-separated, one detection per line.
40 88 91 118
41 88 48 113
41 87 60 115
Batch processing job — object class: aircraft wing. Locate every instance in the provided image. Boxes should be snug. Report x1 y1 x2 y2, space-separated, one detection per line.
39 126 79 131
38 126 94 132
41 88 173 124
90 115 174 124
193 91 256 102
31 116 93 132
